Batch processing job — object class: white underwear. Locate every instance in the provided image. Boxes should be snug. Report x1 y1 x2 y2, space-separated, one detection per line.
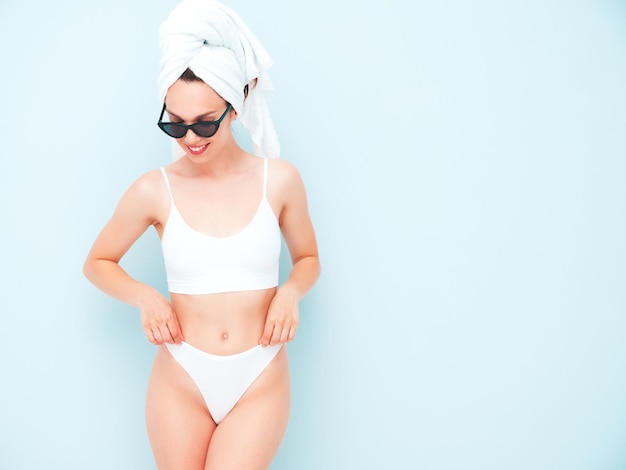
165 341 282 424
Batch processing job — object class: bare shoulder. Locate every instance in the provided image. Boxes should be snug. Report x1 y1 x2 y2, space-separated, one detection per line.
116 167 169 224
267 158 305 192
126 167 166 198
266 159 311 222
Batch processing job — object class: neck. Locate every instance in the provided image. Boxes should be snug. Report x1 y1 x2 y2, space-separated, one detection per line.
183 142 252 176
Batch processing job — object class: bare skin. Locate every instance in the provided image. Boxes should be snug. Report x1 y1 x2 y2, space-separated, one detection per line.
83 79 320 469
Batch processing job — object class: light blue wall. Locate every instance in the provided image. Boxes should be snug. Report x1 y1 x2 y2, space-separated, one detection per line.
1 1 625 469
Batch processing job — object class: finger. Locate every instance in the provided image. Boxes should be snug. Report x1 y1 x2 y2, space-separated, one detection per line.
260 321 275 346
153 329 163 344
158 324 174 344
287 325 297 342
279 326 290 344
146 329 157 345
269 323 284 346
170 314 185 342
167 320 184 343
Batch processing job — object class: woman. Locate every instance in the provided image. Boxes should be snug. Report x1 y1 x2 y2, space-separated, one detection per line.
83 1 320 468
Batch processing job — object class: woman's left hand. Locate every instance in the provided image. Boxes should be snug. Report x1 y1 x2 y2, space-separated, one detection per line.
260 285 299 346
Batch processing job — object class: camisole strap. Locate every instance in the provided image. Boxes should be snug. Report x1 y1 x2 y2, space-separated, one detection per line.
160 167 174 201
262 158 268 199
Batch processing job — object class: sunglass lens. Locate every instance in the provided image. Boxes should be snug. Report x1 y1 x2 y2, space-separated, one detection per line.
193 122 218 138
159 123 186 138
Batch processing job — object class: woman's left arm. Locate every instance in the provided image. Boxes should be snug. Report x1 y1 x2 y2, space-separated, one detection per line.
260 160 321 346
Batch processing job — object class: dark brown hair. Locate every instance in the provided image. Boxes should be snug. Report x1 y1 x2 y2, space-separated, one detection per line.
178 68 257 98
179 68 203 83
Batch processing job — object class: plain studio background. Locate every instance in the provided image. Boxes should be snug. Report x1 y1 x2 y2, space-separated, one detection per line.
1 1 625 469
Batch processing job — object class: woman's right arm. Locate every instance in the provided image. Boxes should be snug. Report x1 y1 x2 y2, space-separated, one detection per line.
83 172 183 345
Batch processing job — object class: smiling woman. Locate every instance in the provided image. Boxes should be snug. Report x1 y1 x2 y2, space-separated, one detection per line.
82 1 320 469
159 80 234 155
157 69 234 144
3 0 626 468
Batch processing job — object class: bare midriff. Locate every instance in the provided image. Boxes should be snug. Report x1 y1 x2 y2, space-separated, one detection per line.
170 287 277 356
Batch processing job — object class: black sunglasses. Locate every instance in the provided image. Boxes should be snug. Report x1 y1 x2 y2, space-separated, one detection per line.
157 103 232 138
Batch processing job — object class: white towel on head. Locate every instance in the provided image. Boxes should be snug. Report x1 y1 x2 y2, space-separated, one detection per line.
158 0 280 159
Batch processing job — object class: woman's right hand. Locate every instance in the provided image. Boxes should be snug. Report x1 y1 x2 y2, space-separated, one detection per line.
138 288 184 345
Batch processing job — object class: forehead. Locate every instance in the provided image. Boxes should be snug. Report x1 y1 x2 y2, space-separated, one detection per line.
165 79 225 118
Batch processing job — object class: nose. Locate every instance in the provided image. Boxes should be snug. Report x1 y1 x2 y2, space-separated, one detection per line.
182 128 203 145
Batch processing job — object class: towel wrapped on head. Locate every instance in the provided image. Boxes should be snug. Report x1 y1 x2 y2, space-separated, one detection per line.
158 0 280 159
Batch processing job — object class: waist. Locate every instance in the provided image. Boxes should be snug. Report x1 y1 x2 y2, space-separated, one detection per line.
170 287 276 355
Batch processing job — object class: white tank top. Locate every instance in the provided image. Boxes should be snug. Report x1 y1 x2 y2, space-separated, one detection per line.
160 158 281 295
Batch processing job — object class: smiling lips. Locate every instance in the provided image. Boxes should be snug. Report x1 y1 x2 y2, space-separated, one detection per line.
186 143 210 155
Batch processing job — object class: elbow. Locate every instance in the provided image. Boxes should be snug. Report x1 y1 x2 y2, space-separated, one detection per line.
82 257 94 282
82 253 102 283
312 252 321 270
